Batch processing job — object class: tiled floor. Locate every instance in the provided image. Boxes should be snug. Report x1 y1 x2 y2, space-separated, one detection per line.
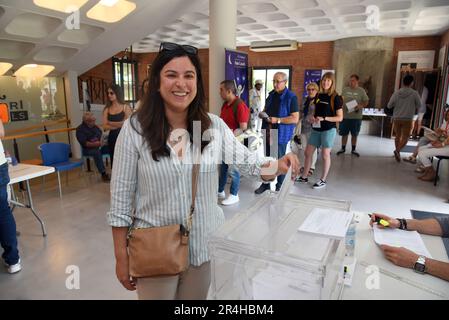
1 135 448 299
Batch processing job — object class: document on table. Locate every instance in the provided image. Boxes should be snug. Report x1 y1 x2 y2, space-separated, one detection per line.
346 99 358 113
297 208 354 239
373 227 432 258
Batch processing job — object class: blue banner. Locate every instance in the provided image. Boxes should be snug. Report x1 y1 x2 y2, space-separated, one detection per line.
303 69 322 99
225 49 248 106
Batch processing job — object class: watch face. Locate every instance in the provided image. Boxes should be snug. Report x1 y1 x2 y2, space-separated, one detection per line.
414 262 426 273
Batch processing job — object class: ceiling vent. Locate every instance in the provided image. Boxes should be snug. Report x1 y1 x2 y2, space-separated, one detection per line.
249 40 299 52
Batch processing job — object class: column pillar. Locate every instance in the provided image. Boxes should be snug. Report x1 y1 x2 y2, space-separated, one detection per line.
209 0 237 115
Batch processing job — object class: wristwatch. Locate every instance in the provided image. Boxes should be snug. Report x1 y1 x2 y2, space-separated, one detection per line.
413 256 426 274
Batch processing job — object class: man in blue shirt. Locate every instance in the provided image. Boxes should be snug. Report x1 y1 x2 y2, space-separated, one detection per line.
255 72 299 194
76 112 110 182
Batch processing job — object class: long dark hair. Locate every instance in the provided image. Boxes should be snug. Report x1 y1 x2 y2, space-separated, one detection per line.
104 84 125 110
132 48 211 161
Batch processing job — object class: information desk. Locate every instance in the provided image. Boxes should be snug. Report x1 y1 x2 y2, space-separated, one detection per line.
363 109 387 139
8 163 55 236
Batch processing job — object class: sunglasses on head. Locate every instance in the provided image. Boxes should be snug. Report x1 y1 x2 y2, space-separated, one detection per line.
159 42 198 55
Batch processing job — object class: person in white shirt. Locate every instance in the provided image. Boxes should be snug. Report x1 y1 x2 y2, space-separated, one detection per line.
248 79 263 132
415 109 449 181
0 120 21 274
404 109 449 176
107 42 299 300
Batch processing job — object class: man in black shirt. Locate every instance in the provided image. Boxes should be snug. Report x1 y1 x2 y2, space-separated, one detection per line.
76 112 110 182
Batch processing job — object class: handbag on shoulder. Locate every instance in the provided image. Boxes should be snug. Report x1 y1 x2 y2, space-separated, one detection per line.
127 163 200 278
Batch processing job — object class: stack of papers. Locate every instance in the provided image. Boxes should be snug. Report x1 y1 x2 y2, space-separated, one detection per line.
373 227 432 258
298 208 354 239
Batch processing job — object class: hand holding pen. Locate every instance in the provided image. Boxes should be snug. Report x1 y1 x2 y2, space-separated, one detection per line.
369 213 400 229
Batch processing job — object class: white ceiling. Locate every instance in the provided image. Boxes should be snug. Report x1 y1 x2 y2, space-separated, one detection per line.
0 0 203 75
0 0 448 76
133 0 449 52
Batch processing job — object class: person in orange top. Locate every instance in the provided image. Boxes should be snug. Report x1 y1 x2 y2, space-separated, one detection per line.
218 80 250 206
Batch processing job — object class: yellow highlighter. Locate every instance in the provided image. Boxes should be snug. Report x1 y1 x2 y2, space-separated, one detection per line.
369 214 390 227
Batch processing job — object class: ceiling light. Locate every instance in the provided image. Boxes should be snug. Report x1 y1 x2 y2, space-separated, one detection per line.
0 63 13 76
33 0 88 12
87 0 136 23
14 64 55 78
99 0 119 7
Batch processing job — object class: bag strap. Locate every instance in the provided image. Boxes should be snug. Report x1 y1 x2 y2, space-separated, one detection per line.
187 163 200 232
128 153 201 235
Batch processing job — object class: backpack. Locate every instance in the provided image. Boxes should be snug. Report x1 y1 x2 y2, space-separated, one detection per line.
231 98 249 128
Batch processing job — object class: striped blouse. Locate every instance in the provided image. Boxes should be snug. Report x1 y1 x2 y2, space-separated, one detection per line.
107 113 273 266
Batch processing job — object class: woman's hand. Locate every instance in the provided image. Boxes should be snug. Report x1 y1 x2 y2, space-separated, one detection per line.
277 152 300 177
369 212 400 229
115 257 136 291
260 152 300 180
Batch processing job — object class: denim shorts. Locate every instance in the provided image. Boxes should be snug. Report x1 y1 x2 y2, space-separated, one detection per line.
308 128 337 149
339 119 362 136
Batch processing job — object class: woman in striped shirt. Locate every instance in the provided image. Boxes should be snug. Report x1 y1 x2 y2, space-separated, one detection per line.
107 42 299 300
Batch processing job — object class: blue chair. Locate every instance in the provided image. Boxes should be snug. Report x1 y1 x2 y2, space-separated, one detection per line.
39 142 84 198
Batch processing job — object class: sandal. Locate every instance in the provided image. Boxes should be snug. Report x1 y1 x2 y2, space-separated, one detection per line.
308 168 315 176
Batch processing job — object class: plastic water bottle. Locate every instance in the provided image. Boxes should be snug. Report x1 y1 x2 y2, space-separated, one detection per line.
345 221 357 257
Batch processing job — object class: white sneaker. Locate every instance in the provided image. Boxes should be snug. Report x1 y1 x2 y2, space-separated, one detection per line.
221 194 239 206
312 179 327 189
217 191 226 199
5 259 21 274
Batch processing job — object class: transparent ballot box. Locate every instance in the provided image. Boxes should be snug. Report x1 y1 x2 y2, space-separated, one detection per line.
208 194 351 300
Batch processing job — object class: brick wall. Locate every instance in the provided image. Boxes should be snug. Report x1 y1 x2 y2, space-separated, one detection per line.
80 36 448 106
238 41 334 98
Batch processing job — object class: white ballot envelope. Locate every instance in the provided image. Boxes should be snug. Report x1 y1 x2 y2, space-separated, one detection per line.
346 100 358 113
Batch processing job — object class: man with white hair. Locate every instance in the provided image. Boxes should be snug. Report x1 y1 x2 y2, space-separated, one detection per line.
76 112 110 182
255 72 299 194
249 79 264 132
